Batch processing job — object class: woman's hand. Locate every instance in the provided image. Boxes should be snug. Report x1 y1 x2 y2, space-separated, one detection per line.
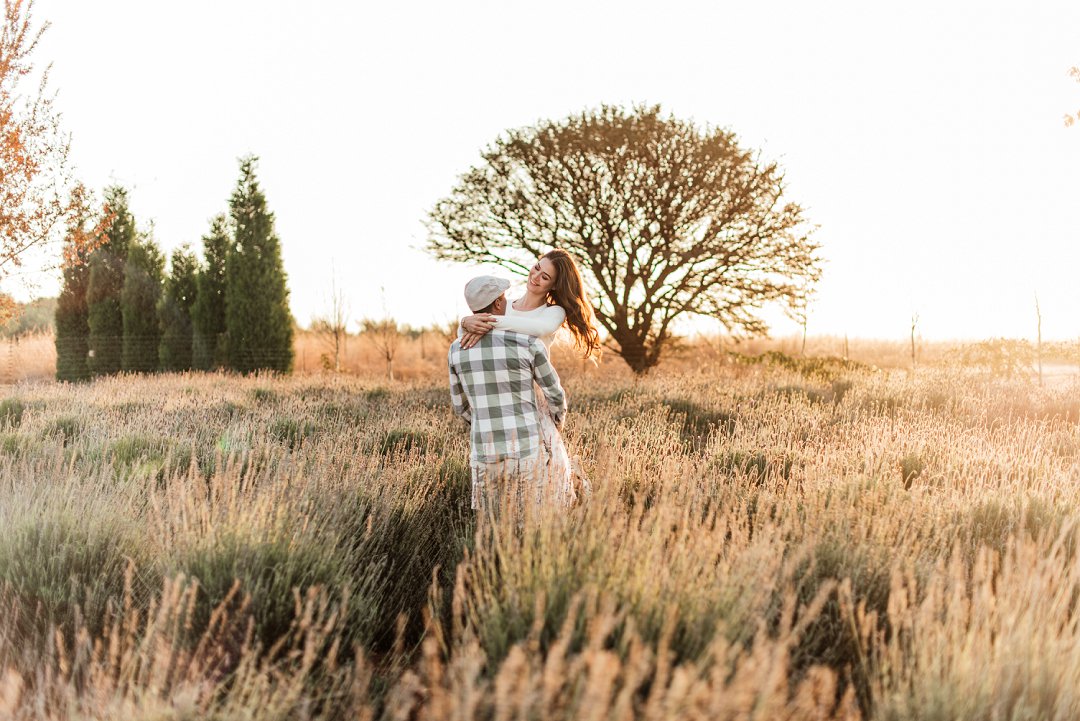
461 313 497 334
460 314 497 349
461 331 485 350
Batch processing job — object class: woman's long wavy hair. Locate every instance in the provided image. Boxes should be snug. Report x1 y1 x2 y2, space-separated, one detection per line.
541 249 601 361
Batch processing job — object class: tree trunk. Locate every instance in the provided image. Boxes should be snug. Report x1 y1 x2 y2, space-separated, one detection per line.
613 333 655 375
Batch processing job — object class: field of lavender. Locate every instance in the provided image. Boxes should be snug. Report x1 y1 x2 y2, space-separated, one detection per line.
0 353 1079 719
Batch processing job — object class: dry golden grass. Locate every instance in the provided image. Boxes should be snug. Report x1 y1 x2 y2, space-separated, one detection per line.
1 337 1080 717
0 331 55 384
9 327 1079 386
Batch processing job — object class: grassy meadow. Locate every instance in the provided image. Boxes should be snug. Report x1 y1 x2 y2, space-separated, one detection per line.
0 337 1080 718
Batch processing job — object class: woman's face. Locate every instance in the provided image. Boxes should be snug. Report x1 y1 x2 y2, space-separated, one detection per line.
528 258 557 295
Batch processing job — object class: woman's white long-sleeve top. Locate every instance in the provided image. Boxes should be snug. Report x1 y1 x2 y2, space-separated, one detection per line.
494 302 565 349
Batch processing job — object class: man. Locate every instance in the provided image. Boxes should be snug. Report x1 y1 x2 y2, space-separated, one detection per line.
448 275 567 519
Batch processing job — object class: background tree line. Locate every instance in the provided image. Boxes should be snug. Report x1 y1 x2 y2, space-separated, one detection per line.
0 296 55 337
54 156 294 381
45 105 826 380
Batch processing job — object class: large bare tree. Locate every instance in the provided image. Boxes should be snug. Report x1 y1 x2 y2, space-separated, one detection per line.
427 104 822 373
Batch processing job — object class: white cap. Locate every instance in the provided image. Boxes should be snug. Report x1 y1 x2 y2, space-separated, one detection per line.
464 275 510 312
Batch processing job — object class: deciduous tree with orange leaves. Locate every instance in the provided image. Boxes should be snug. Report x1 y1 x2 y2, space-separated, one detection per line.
0 0 80 315
1067 66 1080 127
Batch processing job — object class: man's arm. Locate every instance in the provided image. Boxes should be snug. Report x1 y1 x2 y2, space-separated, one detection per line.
448 348 472 424
531 339 566 427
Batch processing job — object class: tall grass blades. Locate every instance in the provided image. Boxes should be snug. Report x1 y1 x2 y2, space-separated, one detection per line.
0 360 1078 717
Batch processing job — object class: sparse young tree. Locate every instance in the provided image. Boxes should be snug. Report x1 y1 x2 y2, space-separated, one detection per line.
791 289 813 357
361 317 399 381
158 245 199 372
87 186 135 376
121 234 164 373
1035 293 1043 388
361 288 400 380
0 0 79 285
191 214 229 370
428 104 822 374
311 270 349 372
910 313 919 374
225 156 294 373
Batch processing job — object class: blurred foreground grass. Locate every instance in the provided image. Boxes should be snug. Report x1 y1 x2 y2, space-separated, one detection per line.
0 354 1079 719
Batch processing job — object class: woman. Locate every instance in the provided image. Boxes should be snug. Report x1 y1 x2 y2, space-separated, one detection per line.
459 249 601 507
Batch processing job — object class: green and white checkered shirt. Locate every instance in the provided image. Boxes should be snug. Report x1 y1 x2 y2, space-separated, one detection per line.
448 330 567 464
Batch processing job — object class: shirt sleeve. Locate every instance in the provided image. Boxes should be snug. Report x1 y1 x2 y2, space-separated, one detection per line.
448 345 471 424
494 304 566 338
531 339 566 426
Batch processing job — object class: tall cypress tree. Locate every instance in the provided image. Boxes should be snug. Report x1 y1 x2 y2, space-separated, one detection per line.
121 235 164 373
54 214 94 381
225 157 294 373
158 245 199 372
87 186 135 377
191 214 229 370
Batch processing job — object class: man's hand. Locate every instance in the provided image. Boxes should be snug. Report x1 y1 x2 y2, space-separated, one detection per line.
461 313 497 349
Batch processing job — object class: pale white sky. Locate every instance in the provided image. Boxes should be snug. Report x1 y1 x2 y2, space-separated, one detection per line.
8 0 1080 340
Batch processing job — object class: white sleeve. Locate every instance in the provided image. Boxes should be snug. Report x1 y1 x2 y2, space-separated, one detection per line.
494 305 566 337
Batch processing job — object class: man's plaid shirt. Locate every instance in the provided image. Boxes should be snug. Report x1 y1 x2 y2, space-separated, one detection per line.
448 330 567 464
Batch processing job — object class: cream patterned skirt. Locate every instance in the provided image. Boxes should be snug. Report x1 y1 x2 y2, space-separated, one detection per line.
536 388 591 508
469 391 588 513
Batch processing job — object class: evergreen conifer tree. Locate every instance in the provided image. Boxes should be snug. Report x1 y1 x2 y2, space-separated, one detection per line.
191 214 229 370
87 186 135 376
121 235 164 373
55 215 93 381
158 246 199 372
225 157 294 373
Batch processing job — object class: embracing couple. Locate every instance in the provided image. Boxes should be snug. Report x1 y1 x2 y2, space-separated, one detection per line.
447 249 601 520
